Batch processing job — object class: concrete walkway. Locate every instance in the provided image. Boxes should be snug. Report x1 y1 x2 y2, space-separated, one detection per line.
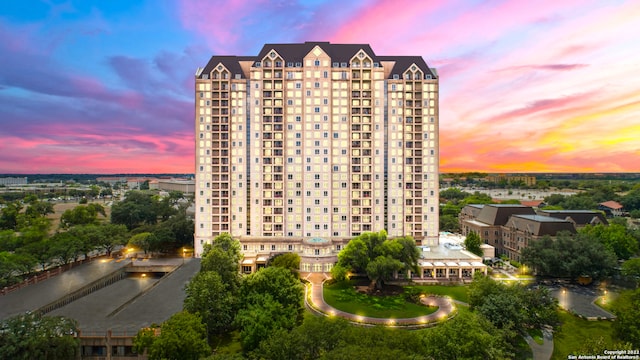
302 273 454 327
525 328 554 360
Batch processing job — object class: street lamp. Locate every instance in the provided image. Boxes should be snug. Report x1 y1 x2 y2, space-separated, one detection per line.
182 248 186 264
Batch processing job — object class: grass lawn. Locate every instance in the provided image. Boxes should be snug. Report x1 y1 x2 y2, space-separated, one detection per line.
323 281 438 318
552 310 616 359
527 328 544 345
405 284 469 303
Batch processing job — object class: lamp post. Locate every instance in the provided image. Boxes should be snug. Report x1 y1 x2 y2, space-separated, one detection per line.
182 248 186 264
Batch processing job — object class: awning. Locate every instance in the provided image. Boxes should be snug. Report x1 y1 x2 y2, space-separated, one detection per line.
419 262 433 267
446 262 458 267
458 261 471 267
256 256 268 263
434 262 446 267
242 259 255 265
471 262 485 267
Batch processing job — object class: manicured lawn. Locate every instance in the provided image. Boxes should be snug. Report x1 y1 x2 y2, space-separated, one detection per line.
527 327 543 345
405 284 469 303
323 281 438 318
552 310 616 359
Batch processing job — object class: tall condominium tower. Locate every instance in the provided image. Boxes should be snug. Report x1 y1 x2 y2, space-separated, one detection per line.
195 42 439 272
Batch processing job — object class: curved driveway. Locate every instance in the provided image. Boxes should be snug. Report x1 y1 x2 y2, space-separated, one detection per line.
302 273 454 327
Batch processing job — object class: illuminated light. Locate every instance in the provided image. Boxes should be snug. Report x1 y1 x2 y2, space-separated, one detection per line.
142 274 146 277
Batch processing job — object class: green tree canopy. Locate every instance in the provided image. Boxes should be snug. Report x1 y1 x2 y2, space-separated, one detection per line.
200 233 242 291
464 231 483 257
134 311 211 360
521 232 617 279
580 223 639 260
611 288 640 348
0 312 79 360
183 271 237 340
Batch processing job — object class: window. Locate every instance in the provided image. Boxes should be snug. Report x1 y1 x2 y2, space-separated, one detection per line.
314 82 320 88
288 244 293 251
295 83 301 89
271 244 276 250
314 249 320 255
314 60 320 66
314 107 320 113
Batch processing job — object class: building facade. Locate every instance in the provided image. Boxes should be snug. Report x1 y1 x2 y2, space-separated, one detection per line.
194 42 439 266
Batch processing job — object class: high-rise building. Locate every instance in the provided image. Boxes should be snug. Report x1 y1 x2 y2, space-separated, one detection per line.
195 42 439 272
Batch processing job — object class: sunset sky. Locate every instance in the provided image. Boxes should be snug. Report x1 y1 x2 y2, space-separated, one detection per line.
1 0 639 174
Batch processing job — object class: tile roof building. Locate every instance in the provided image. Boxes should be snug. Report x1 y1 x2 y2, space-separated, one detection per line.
194 42 439 271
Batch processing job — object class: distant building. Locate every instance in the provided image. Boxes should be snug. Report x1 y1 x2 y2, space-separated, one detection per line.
485 174 536 186
599 201 624 217
537 209 608 228
96 176 127 186
459 204 585 262
157 179 195 194
0 177 27 186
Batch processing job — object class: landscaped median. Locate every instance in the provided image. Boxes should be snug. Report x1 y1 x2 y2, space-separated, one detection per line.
303 277 457 328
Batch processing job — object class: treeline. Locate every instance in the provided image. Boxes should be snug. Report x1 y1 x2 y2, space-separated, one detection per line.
0 191 192 288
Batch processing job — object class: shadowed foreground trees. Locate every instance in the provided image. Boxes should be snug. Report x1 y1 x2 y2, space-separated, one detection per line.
255 311 512 360
0 312 79 360
133 311 210 360
521 231 617 279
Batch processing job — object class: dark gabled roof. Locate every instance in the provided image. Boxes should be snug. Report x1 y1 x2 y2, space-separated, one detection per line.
257 42 378 65
507 214 577 236
460 204 484 218
476 204 536 226
537 210 608 226
378 55 437 79
200 56 247 79
198 42 437 80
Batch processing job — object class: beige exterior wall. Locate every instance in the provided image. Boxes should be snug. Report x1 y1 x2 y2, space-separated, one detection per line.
195 44 439 260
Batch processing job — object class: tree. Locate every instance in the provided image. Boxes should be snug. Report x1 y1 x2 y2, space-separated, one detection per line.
366 255 404 289
269 252 301 276
128 232 156 254
134 311 211 360
183 271 237 340
49 231 82 265
422 311 512 360
335 230 419 287
0 312 79 360
59 203 105 229
239 266 304 319
337 238 369 272
110 191 159 230
0 201 22 230
200 233 242 290
611 288 640 348
621 258 640 279
236 267 305 351
235 293 299 352
581 224 638 260
94 223 128 256
521 232 617 279
464 231 483 256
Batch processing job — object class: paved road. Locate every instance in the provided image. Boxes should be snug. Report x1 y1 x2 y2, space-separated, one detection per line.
1 257 200 336
302 272 454 327
550 286 615 319
0 258 128 320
